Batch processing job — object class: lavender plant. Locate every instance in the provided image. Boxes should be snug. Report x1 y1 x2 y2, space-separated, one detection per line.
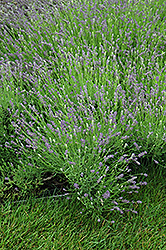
0 0 165 223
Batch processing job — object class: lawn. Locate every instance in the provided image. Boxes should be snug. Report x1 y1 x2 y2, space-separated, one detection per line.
0 0 166 249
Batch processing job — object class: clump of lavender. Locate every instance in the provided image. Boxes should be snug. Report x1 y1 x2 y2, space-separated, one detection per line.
0 0 165 223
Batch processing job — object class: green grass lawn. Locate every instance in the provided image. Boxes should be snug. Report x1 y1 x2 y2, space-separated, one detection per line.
0 162 165 249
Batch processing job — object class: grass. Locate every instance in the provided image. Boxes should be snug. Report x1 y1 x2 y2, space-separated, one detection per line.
0 162 166 249
0 0 166 249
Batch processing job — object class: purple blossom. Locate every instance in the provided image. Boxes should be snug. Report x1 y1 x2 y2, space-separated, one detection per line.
138 151 147 157
97 176 103 184
115 174 124 179
104 154 114 162
45 142 51 149
74 183 79 189
131 210 138 214
68 161 76 165
129 185 140 189
99 162 103 167
105 165 109 173
112 201 118 205
64 150 68 156
90 170 95 173
102 190 110 199
137 200 142 204
122 199 130 204
139 181 147 185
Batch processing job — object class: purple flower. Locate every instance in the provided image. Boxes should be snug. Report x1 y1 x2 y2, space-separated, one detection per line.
99 162 103 167
64 150 68 156
122 199 130 204
131 210 138 214
113 206 123 213
156 76 159 81
141 173 148 177
97 176 103 183
105 165 109 172
28 163 33 166
112 201 118 205
90 169 95 173
74 183 79 189
139 181 147 185
138 151 147 157
69 161 76 165
129 185 140 189
115 174 124 179
102 190 110 199
104 154 114 162
45 142 51 149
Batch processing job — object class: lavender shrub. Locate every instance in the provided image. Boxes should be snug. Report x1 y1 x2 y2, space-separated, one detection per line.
0 0 165 223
